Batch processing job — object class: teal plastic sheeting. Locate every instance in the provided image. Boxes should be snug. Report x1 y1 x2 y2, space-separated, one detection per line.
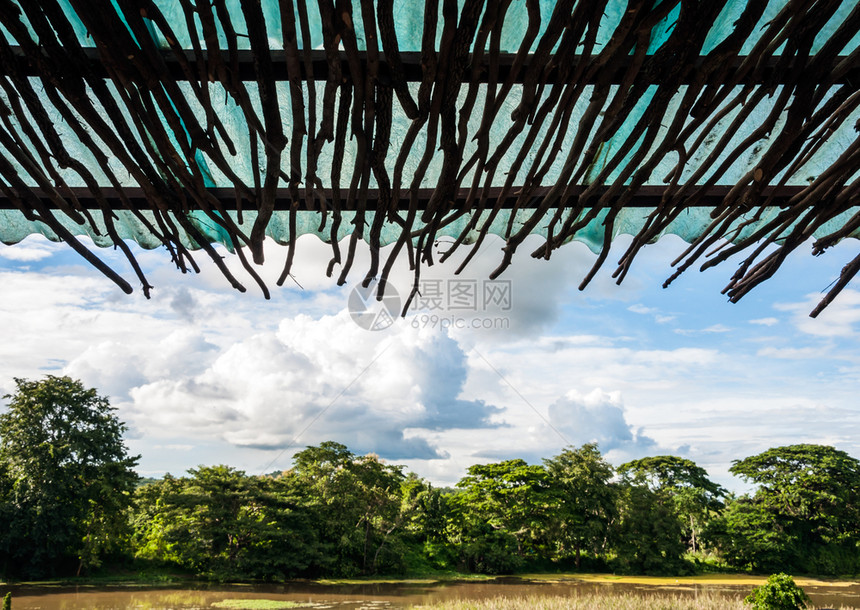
14 0 856 55
3 206 859 256
1 1 857 199
0 0 857 311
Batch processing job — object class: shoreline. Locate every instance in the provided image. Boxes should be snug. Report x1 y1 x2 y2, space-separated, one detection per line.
3 571 858 590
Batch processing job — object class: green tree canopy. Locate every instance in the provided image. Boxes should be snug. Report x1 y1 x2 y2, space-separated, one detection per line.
0 376 139 577
618 455 723 498
618 455 724 553
730 444 860 495
286 442 409 575
449 459 553 572
133 466 317 579
610 480 688 575
543 443 616 568
714 444 860 574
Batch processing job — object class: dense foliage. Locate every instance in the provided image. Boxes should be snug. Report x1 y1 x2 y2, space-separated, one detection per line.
3 377 860 580
744 573 810 610
707 445 860 575
0 377 139 578
125 442 860 579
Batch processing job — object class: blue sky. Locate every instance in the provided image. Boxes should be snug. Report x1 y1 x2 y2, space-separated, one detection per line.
1 230 859 492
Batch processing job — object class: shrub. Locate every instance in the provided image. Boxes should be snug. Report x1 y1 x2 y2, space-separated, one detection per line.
744 573 810 610
2 592 10 610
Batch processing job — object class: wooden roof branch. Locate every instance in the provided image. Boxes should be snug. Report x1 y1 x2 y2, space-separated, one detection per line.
0 1 857 316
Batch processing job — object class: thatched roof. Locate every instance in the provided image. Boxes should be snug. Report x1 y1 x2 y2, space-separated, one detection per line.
0 0 858 315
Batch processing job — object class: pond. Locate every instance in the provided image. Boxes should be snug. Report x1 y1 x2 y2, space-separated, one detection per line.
4 576 860 609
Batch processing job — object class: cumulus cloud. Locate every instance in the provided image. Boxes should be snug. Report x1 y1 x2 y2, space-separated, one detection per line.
546 388 657 454
126 313 501 461
170 286 199 322
0 270 156 392
64 329 219 400
0 244 56 262
5 232 859 490
471 387 660 465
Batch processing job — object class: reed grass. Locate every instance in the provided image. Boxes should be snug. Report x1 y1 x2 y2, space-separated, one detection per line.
411 592 858 609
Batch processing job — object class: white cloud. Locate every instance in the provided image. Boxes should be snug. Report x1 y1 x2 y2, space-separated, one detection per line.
628 304 657 315
0 244 56 262
546 388 657 456
0 235 64 262
64 329 219 399
126 313 502 462
626 304 675 325
750 317 779 326
776 289 860 337
3 233 860 490
674 323 733 335
756 346 832 360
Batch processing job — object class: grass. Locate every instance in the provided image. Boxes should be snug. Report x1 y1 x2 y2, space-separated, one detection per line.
410 593 748 609
517 571 860 588
410 592 860 609
210 601 312 609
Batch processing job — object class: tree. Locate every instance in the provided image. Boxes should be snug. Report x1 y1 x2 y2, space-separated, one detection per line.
0 460 13 574
0 376 139 577
349 453 410 574
610 480 687 574
714 444 860 574
450 459 553 572
706 494 793 572
132 467 317 580
618 455 724 553
400 475 456 571
543 443 616 569
401 474 449 545
286 442 408 575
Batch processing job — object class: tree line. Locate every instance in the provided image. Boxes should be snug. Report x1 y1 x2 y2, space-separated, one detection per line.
2 376 860 581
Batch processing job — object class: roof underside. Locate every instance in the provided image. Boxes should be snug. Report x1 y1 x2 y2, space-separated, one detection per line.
0 0 858 315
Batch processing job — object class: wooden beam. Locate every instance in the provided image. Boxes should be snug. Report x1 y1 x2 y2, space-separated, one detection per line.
0 185 816 212
11 47 858 85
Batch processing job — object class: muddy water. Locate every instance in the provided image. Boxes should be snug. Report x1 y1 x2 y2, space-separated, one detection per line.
3 578 860 609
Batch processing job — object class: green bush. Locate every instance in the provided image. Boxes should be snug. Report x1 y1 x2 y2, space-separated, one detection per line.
3 591 10 610
456 530 524 574
744 573 810 610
